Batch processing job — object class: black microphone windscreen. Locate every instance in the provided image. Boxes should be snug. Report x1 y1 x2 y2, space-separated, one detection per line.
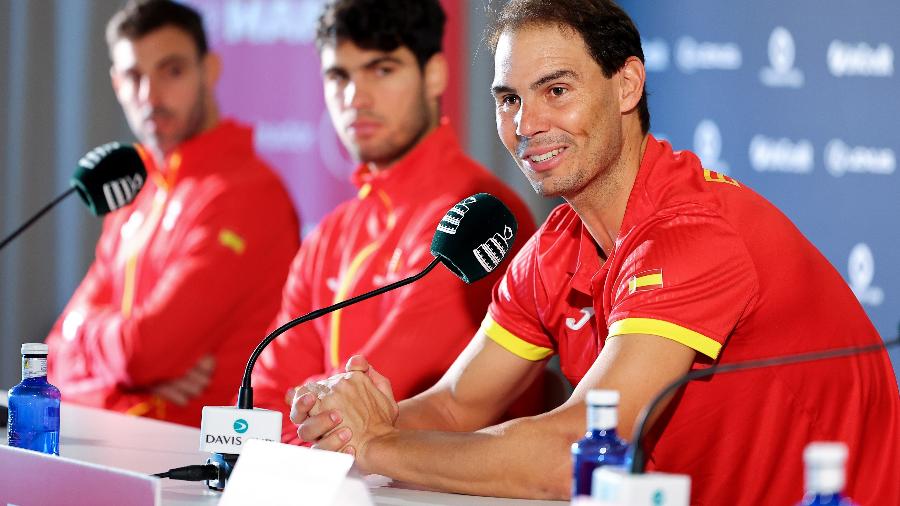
70 142 147 216
430 193 518 284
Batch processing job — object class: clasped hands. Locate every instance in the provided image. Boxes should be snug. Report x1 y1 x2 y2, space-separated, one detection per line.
289 356 399 472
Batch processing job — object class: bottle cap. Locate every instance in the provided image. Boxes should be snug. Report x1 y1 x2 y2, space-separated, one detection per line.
21 342 49 355
586 389 619 406
804 442 848 465
804 442 848 494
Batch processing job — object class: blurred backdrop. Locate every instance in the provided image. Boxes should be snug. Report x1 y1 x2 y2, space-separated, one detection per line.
1 0 897 389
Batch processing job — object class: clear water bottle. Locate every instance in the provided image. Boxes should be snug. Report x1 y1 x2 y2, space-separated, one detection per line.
571 389 629 497
7 343 61 455
797 442 856 506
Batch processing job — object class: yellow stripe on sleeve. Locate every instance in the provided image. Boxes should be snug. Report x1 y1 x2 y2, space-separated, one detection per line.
608 317 722 359
481 315 554 361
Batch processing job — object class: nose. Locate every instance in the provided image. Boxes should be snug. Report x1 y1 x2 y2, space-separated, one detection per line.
137 75 161 107
514 101 549 139
343 79 371 110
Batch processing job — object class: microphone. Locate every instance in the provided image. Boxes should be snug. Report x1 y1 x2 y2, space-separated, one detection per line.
0 142 146 251
589 335 900 505
186 193 520 490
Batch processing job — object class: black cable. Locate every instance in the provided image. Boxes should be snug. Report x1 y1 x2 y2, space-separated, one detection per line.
153 464 219 481
627 336 900 474
236 256 441 408
0 187 77 251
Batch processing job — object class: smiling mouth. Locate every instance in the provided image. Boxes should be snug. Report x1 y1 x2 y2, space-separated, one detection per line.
528 148 565 163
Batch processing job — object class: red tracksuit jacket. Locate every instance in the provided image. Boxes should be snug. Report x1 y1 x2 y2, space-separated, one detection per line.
252 121 539 442
46 120 300 426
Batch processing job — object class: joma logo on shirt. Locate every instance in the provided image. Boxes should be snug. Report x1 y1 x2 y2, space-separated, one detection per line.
566 307 595 331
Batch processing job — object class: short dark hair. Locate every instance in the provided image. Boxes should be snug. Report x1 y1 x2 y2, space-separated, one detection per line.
315 0 446 68
106 0 208 57
488 0 650 134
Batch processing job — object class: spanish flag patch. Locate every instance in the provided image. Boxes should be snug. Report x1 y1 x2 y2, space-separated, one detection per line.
219 229 246 255
627 269 663 294
703 168 740 187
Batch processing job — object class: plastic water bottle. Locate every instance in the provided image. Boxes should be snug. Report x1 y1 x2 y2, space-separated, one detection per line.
571 389 629 497
797 442 856 506
7 343 61 455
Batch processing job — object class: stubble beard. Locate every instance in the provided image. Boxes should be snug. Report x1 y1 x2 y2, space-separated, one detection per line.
138 85 208 159
354 89 432 167
525 137 623 205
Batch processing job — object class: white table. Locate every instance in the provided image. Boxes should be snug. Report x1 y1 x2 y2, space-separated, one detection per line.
1 391 564 505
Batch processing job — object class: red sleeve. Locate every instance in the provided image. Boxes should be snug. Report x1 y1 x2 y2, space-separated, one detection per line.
46 216 120 385
484 232 556 361
47 189 295 388
607 210 758 360
252 228 328 443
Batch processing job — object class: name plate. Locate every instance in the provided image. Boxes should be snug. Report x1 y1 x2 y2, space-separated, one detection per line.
220 439 365 506
0 445 159 506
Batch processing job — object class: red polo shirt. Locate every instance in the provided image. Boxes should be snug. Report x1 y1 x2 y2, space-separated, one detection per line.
484 135 900 504
252 120 538 442
46 120 300 426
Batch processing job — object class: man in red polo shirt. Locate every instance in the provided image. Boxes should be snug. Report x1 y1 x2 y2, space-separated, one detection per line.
290 0 900 503
250 0 537 443
44 0 300 426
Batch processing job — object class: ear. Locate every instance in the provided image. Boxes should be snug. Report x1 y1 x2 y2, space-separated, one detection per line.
423 52 449 101
110 65 122 96
617 56 646 115
201 52 222 87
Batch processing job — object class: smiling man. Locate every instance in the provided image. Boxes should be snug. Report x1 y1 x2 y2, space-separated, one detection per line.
44 0 299 426
291 0 900 503
250 0 537 443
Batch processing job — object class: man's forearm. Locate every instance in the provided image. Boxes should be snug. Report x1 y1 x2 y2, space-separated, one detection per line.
364 409 581 500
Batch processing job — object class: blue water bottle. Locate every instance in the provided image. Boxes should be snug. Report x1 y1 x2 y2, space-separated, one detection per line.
7 343 61 455
571 389 629 498
798 442 856 506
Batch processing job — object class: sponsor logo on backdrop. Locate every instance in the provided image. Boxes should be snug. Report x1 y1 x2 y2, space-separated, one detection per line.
255 120 317 153
693 119 729 174
676 37 742 73
749 135 814 174
848 243 883 306
828 40 894 77
825 140 896 177
643 38 670 72
759 27 804 88
214 0 321 44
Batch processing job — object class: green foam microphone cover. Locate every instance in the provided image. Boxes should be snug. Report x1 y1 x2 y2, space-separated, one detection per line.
430 193 518 284
70 142 147 216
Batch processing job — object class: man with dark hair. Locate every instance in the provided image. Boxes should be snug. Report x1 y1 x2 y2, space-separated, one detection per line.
291 0 900 503
44 0 300 426
250 0 538 444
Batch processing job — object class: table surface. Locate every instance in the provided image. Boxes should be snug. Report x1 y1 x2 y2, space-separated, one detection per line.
1 390 564 506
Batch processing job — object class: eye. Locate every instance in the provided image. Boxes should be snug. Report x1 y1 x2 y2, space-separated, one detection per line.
549 86 567 97
501 95 520 107
324 71 348 84
374 65 394 77
166 64 184 78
